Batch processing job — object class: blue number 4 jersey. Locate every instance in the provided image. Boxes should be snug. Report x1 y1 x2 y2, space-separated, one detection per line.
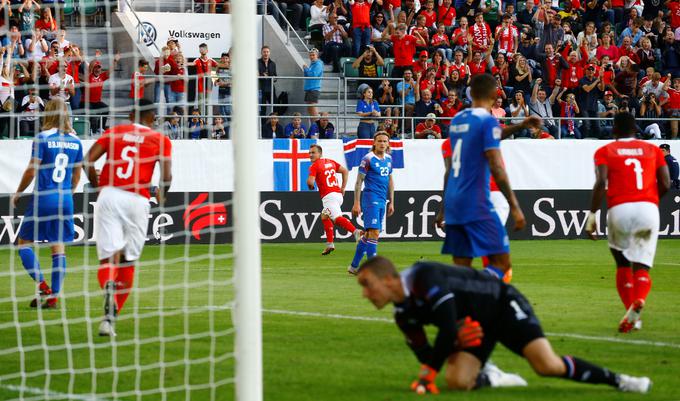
442 108 501 225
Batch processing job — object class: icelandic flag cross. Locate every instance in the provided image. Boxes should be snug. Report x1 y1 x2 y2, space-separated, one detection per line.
273 138 317 191
343 138 405 169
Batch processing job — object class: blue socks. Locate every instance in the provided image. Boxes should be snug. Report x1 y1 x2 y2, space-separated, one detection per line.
484 265 505 281
365 238 378 258
351 237 379 268
19 247 44 283
51 254 67 295
351 238 368 268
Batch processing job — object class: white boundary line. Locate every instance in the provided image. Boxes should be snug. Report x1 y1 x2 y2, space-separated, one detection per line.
0 383 110 401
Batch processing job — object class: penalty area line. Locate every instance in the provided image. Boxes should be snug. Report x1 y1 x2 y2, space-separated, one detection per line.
0 383 110 401
259 308 680 350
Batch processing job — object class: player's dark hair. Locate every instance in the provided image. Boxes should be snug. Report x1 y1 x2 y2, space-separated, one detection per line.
138 59 149 67
470 74 498 102
612 112 637 138
359 256 399 278
130 98 156 123
309 144 323 154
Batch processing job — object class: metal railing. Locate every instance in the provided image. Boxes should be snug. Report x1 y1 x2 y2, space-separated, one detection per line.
266 1 310 53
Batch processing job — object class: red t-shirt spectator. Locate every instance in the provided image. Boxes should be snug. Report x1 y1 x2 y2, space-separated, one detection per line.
596 45 620 62
449 62 469 80
440 97 462 125
35 18 57 32
420 9 437 27
351 1 371 28
438 5 456 26
86 70 109 103
669 1 680 29
391 34 418 67
415 122 442 137
667 87 680 109
170 67 186 94
129 71 145 99
468 59 488 76
194 57 218 94
470 22 492 51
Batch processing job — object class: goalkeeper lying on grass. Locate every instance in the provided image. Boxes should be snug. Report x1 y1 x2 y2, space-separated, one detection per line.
356 256 651 394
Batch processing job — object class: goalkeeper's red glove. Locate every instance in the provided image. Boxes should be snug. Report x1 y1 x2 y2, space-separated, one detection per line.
456 316 483 349
410 364 440 395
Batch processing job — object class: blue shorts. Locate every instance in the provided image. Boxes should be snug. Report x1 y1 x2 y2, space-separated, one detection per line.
19 194 75 243
441 217 509 258
362 199 386 231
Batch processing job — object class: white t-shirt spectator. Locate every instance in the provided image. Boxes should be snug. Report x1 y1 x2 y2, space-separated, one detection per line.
48 73 75 101
25 37 48 61
20 95 45 121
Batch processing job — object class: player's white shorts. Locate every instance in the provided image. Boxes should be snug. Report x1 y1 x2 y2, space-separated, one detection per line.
94 186 150 261
607 201 659 268
321 192 344 220
490 191 510 225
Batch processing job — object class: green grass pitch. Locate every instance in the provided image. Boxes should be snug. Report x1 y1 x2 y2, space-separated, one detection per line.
0 239 678 400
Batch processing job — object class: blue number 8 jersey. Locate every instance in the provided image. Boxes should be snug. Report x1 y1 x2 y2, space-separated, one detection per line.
19 128 83 243
443 108 501 225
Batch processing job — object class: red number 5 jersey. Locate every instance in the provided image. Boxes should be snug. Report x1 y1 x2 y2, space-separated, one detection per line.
594 139 667 208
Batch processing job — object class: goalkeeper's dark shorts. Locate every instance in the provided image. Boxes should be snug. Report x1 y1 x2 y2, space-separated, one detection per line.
462 286 545 364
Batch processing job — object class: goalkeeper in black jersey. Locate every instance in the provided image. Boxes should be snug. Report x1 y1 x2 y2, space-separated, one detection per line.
356 256 651 395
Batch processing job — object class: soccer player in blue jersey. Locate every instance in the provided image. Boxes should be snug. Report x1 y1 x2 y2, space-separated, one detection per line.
348 132 394 275
11 99 83 308
436 74 525 281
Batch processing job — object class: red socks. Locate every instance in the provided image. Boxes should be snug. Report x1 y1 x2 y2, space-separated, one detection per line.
481 256 490 267
115 266 135 312
97 263 136 312
322 218 335 244
615 267 634 308
334 216 356 234
633 269 652 304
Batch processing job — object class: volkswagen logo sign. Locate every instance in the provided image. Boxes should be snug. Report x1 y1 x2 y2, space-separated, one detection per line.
139 22 157 47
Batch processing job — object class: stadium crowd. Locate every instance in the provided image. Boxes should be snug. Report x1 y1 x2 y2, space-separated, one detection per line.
1 0 680 140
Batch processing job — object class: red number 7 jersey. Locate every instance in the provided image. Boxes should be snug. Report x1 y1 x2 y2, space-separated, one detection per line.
96 124 172 199
594 139 666 208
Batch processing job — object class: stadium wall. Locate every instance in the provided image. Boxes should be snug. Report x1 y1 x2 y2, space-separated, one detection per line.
0 140 678 243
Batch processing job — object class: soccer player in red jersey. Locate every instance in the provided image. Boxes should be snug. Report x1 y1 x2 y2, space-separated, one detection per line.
307 144 361 255
85 99 173 337
585 112 670 333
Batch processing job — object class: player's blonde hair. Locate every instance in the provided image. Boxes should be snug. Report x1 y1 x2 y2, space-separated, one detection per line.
42 99 73 133
371 131 391 154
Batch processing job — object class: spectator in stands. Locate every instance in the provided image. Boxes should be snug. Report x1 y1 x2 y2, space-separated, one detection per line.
154 46 179 113
309 111 335 138
494 14 518 57
285 112 308 138
431 23 452 61
660 144 680 189
163 111 183 140
508 90 530 136
385 23 425 78
353 45 384 92
410 14 431 54
212 116 228 139
350 0 374 57
556 89 582 138
322 13 349 73
189 43 218 114
34 7 57 41
529 125 555 139
356 85 381 138
467 49 492 77
614 56 639 109
419 66 448 101
52 30 69 57
85 54 119 135
641 72 667 99
167 39 181 58
448 49 470 85
396 68 416 131
18 87 44 137
38 40 59 100
25 30 48 62
666 77 680 139
129 59 149 101
438 0 456 32
598 90 618 138
578 64 605 138
470 12 493 53
370 12 391 58
330 0 350 31
537 9 564 51
188 108 207 139
48 59 75 108
258 45 277 117
619 17 644 47
64 45 85 111
412 50 433 77
561 45 589 92
276 0 304 30
450 16 471 54
3 26 25 59
639 92 663 138
509 54 532 95
170 52 188 114
0 49 15 137
303 48 322 120
262 111 284 138
17 0 40 37
491 96 506 119
414 88 442 124
596 33 619 61
378 117 400 138
415 112 442 138
215 52 231 135
309 0 329 45
376 78 398 118
529 78 559 137
517 0 538 30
